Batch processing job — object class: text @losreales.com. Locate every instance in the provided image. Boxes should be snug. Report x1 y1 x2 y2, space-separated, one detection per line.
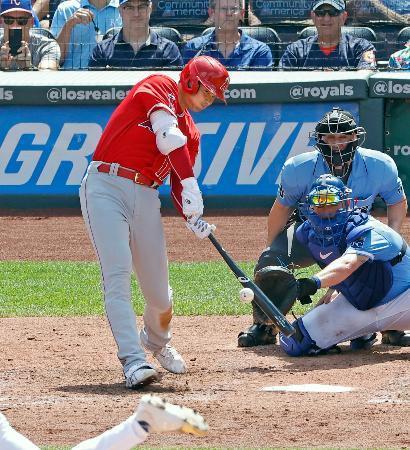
46 88 132 102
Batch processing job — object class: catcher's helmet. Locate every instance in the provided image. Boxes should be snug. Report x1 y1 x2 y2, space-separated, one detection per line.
180 56 230 103
300 174 354 247
312 107 366 178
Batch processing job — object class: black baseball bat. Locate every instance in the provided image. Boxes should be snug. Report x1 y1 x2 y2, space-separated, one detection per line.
208 233 295 337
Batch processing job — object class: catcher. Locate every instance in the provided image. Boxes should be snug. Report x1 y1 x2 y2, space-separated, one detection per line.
279 174 410 355
238 107 410 348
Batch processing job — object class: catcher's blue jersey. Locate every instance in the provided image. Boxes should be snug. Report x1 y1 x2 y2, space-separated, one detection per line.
277 147 405 209
298 215 410 306
344 217 410 305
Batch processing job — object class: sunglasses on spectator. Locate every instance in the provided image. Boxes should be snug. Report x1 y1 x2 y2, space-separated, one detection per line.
314 9 342 17
2 16 30 25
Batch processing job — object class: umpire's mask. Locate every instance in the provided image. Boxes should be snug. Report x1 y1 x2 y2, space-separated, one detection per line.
311 107 366 179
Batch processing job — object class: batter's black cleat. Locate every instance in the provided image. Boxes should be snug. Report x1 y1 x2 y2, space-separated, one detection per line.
237 323 277 347
381 330 410 347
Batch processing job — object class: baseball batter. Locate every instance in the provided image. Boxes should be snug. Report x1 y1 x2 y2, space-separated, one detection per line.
238 107 410 348
79 56 230 389
280 174 410 355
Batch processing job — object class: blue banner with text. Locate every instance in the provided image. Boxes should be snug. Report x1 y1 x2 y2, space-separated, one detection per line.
0 102 358 198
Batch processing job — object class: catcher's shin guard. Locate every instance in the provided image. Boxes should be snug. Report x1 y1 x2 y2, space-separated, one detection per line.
279 318 317 356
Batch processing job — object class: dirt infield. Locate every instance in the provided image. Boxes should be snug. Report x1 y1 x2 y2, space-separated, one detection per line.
0 212 409 448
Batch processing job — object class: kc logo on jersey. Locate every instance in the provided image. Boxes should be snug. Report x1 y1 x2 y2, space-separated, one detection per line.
351 237 365 249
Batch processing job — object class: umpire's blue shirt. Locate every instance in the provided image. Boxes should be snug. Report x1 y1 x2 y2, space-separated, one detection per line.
279 33 376 69
182 30 273 69
89 29 183 68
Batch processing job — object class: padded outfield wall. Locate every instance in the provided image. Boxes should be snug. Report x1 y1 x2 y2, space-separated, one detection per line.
0 71 408 208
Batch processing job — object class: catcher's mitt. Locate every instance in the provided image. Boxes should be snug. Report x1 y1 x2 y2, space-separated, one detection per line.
254 266 298 316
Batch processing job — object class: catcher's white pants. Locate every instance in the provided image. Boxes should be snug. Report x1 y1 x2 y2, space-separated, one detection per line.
80 162 172 373
302 288 410 349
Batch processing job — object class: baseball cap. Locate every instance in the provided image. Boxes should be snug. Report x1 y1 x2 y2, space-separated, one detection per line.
118 0 151 6
0 0 33 15
312 0 345 11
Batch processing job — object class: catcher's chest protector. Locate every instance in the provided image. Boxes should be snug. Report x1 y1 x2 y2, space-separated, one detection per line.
296 214 393 311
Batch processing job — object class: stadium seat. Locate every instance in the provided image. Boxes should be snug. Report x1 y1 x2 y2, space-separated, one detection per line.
103 26 183 48
298 26 377 43
201 26 282 65
397 27 410 45
151 26 184 47
103 27 121 39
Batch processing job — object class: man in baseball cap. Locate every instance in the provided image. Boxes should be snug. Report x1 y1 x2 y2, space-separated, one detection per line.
311 0 346 12
0 0 34 15
0 0 60 70
278 0 376 70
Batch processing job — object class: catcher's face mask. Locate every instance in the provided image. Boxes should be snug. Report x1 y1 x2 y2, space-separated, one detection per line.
299 174 354 247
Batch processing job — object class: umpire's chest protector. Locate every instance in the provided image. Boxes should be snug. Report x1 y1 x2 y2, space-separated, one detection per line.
295 214 394 310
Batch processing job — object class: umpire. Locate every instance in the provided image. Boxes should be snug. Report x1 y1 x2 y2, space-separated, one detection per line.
238 106 410 348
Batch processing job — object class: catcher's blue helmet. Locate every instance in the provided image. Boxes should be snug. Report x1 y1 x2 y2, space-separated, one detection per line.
300 174 354 246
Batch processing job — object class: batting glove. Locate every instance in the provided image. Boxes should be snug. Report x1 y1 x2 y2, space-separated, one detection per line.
181 177 204 218
186 217 216 239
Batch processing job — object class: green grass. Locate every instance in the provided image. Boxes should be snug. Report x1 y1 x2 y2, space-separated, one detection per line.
0 261 320 317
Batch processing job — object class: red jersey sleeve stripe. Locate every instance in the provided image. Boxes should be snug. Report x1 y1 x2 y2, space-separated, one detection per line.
146 103 177 119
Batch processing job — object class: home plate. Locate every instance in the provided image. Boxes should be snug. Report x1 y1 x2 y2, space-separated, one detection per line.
260 384 354 393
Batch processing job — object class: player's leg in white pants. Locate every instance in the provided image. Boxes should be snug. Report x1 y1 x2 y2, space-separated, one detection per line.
72 414 148 450
302 289 410 349
80 162 171 372
0 413 40 450
128 193 172 352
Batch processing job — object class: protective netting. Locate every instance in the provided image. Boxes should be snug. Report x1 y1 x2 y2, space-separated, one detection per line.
0 0 408 70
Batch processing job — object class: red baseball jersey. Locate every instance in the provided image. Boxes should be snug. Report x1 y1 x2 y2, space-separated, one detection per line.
93 74 200 186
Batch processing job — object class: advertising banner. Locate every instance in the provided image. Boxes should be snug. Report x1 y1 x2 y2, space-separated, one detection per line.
0 102 358 200
252 0 409 24
0 79 368 105
151 0 210 25
370 75 410 99
385 99 410 199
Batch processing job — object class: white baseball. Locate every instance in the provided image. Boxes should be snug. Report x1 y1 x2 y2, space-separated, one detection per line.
239 287 254 303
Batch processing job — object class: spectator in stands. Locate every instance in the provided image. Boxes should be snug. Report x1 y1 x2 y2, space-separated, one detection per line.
89 0 182 69
203 0 261 26
389 40 410 70
0 0 60 70
33 0 63 28
50 0 122 69
279 0 377 70
182 0 272 69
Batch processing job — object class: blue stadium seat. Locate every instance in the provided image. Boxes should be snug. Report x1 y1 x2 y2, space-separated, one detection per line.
397 27 410 44
151 26 184 47
103 27 121 40
103 26 183 48
298 26 377 43
201 26 282 65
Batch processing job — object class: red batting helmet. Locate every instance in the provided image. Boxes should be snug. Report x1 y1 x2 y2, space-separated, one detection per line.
180 56 230 103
